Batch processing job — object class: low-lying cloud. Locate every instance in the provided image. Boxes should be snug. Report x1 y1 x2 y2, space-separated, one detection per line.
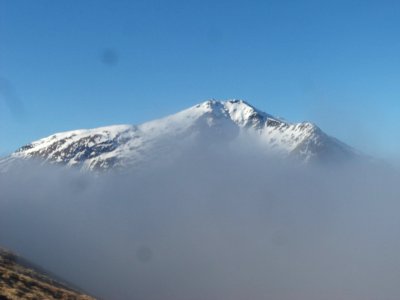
1 149 400 300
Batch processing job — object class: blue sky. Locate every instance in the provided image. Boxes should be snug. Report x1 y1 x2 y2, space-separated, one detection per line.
1 0 400 158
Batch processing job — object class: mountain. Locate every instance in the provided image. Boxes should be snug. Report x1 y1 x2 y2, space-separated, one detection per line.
0 100 358 171
0 247 95 300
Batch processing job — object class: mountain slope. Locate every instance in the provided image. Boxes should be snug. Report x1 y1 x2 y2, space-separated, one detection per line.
1 100 358 171
0 247 95 300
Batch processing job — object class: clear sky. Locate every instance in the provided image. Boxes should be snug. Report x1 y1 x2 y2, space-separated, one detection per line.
1 0 400 158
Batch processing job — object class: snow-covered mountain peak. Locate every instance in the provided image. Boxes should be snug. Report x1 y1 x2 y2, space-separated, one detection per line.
223 100 276 129
1 99 359 171
177 99 279 130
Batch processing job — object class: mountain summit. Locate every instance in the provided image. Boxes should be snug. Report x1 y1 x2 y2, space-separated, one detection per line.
1 100 357 171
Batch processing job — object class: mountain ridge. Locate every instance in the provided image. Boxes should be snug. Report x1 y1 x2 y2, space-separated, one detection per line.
0 99 358 171
0 247 95 300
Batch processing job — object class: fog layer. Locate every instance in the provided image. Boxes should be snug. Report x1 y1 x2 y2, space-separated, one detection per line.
1 150 400 300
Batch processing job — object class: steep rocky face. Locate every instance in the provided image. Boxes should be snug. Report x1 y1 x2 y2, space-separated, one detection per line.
1 100 358 171
0 247 95 300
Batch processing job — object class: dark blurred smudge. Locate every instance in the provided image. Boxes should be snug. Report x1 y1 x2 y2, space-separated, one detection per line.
100 48 119 66
136 245 153 263
0 77 25 119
